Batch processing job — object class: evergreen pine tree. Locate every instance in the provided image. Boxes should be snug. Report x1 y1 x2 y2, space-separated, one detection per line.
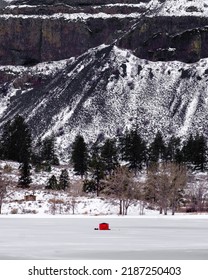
101 138 118 175
1 115 32 163
71 135 88 178
41 136 59 165
181 133 207 170
182 134 195 165
89 149 105 196
174 148 184 165
118 128 129 161
165 136 181 162
18 161 32 188
46 175 58 190
59 169 70 191
11 115 32 162
0 120 12 160
122 128 146 173
149 131 166 163
193 134 207 171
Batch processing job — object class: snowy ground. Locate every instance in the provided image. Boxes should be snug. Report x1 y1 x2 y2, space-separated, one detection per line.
0 217 208 260
1 161 208 260
1 160 208 216
0 160 151 216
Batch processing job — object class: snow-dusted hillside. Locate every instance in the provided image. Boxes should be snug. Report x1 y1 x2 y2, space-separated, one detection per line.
1 45 208 158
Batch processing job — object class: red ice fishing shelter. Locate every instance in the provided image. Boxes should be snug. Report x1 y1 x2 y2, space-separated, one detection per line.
99 223 110 230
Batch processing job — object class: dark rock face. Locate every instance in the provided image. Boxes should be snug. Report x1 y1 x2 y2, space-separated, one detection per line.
1 1 208 65
0 17 42 65
0 15 134 65
118 16 208 63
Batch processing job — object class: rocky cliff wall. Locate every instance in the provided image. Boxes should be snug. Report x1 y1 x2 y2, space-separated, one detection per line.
1 1 208 65
0 16 133 65
118 16 208 63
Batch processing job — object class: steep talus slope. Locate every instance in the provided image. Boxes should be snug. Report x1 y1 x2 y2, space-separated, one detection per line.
1 45 208 158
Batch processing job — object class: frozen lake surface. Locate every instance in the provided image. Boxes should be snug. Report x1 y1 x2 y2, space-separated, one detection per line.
0 217 208 260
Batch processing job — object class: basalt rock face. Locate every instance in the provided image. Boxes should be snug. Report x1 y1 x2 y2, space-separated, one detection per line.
1 0 208 65
0 16 134 65
118 16 208 63
0 17 42 66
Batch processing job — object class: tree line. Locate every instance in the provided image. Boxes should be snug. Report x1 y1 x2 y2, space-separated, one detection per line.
71 128 207 181
0 115 60 188
0 115 207 215
0 115 207 184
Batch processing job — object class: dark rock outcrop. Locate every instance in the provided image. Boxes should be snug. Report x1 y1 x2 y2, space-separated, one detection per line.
118 16 208 63
0 15 134 65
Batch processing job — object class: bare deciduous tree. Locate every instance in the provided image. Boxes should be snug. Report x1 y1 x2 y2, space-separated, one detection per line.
187 176 208 212
136 185 147 215
103 166 140 215
0 182 6 214
0 173 13 214
69 197 77 215
146 162 187 215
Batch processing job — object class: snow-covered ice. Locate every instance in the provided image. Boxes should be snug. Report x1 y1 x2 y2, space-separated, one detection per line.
0 217 208 259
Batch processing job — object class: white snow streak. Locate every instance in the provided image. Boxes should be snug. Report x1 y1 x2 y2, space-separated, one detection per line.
0 12 142 21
